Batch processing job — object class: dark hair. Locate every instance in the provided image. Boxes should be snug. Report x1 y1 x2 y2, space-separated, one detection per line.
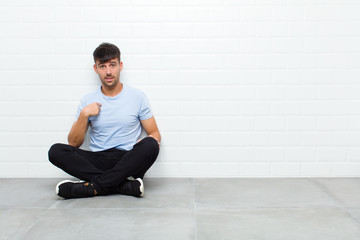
93 42 121 64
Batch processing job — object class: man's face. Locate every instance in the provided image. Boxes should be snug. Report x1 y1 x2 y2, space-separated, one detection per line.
93 58 123 88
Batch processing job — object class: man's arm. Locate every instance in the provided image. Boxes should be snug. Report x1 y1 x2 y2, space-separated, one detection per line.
68 102 102 148
140 116 161 145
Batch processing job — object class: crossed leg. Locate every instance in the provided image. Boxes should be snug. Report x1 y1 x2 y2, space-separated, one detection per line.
48 137 159 196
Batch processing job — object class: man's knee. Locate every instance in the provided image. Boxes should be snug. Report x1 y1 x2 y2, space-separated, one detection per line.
141 137 160 157
48 143 69 165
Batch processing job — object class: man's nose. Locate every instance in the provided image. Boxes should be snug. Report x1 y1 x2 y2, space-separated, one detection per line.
106 67 111 74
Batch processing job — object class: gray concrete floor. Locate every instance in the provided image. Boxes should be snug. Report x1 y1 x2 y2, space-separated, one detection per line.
1 178 360 240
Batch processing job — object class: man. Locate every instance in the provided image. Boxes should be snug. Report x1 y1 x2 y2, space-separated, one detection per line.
48 43 160 199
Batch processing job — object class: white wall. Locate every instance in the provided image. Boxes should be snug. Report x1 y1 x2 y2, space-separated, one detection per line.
1 0 360 178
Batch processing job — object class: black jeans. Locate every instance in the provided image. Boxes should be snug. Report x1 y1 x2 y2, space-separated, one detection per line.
48 137 159 195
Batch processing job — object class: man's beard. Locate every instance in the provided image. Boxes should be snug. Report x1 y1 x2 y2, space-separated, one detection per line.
102 75 119 88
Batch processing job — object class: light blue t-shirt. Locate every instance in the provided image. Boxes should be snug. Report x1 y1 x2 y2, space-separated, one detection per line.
76 84 153 152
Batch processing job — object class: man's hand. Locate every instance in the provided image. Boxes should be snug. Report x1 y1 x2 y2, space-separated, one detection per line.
82 102 102 117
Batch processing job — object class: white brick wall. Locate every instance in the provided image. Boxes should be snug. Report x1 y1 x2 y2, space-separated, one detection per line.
1 0 360 177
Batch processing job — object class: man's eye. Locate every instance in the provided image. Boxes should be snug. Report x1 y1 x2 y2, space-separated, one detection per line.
99 65 105 69
110 64 116 67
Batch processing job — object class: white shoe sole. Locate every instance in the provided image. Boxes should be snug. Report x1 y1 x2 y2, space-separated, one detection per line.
136 178 144 197
55 180 84 195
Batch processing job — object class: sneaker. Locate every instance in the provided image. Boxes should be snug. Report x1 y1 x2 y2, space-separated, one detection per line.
116 178 144 198
56 180 97 199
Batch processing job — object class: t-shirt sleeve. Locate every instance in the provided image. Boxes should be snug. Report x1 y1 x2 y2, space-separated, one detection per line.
139 92 153 120
75 98 86 121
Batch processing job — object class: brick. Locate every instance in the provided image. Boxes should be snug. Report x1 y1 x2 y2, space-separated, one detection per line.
270 102 303 116
177 39 210 54
175 7 210 22
22 7 54 22
302 133 334 146
156 116 193 132
159 0 193 5
303 101 360 115
238 133 270 146
209 101 241 116
52 7 84 22
224 0 256 5
347 148 360 162
193 0 223 5
238 163 271 177
255 117 286 131
224 86 256 100
269 133 302 146
175 147 224 162
272 38 304 53
209 7 241 21
180 102 210 116
223 117 254 131
333 133 360 146
286 86 318 100
333 163 360 177
0 133 26 147
83 6 116 23
241 70 272 84
146 70 179 85
318 117 347 130
347 117 360 130
209 39 240 53
256 86 286 100
239 101 271 116
224 23 256 37
162 86 223 100
242 6 272 21
223 54 256 69
224 147 254 162
115 7 149 22
318 147 347 162
288 22 319 37
99 23 132 38
162 23 193 37
240 38 272 53
257 0 286 4
177 70 222 85
0 7 24 22
286 117 317 131
255 147 285 162
193 23 224 38
304 6 338 20
286 54 319 69
303 70 336 84
190 117 226 131
24 133 67 147
256 22 288 37
272 6 304 21
286 147 317 162
301 163 333 177
67 0 97 6
0 163 30 178
270 163 301 177
8 117 41 132
319 22 360 37
337 5 360 20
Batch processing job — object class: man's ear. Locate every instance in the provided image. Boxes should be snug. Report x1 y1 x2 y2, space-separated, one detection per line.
93 64 98 73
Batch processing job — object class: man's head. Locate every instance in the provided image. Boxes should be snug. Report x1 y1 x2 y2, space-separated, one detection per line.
93 43 123 89
93 42 121 64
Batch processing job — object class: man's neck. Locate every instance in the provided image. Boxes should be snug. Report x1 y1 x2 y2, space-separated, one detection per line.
101 82 123 97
